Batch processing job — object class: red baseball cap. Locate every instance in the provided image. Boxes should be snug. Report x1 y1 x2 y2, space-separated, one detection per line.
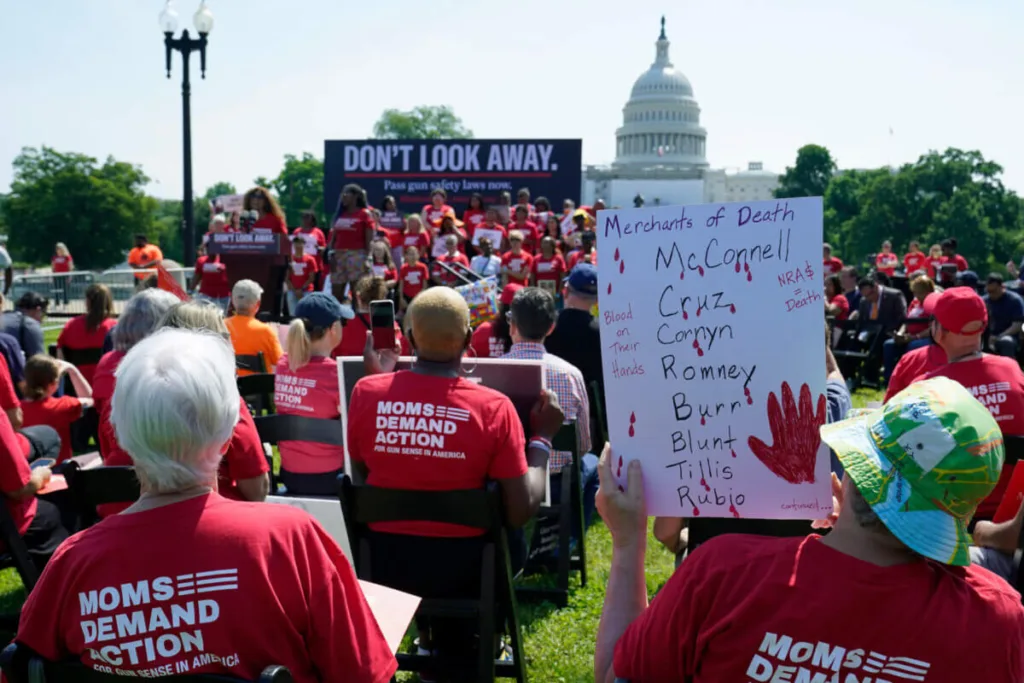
500 283 523 306
933 287 987 335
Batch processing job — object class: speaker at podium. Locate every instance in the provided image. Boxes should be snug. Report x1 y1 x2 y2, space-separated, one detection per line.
206 232 290 319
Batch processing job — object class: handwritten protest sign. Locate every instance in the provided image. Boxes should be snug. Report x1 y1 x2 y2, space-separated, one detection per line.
598 198 830 519
472 228 505 248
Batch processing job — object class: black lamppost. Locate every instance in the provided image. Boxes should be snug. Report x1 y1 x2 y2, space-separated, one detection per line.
159 0 214 267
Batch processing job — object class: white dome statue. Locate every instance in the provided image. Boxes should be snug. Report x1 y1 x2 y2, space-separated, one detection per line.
613 17 708 170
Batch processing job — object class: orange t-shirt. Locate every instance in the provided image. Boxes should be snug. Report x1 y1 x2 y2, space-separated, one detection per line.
127 244 163 280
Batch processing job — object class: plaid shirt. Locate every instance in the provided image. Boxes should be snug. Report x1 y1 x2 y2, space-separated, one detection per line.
503 342 591 472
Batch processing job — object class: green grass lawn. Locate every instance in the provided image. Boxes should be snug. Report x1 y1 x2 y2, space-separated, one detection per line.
0 349 884 681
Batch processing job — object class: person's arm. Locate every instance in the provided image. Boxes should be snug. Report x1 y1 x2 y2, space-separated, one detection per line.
594 447 649 683
998 321 1023 339
265 330 283 371
826 343 843 383
223 401 271 501
59 360 92 399
824 300 844 317
653 516 687 555
496 391 564 527
8 467 50 500
973 499 1024 553
5 406 21 431
236 474 270 502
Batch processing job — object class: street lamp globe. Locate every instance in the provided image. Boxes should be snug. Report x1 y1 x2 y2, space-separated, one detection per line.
193 1 214 35
158 1 179 33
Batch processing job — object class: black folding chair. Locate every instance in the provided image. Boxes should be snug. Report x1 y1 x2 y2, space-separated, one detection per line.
253 414 344 493
339 478 528 683
833 321 885 389
686 517 812 557
64 464 140 530
589 379 608 450
0 642 293 683
59 347 104 368
237 373 276 417
0 489 40 616
517 422 587 608
236 352 267 375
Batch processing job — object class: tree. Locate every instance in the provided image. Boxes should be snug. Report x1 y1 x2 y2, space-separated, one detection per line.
153 198 185 263
372 105 473 140
3 147 156 269
774 144 837 199
268 153 325 227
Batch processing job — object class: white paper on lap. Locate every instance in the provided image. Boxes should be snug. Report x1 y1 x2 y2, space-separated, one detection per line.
597 198 831 519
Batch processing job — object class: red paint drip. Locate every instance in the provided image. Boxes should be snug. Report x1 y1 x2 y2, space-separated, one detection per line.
697 348 704 357
744 261 750 272
619 260 625 274
682 310 688 320
746 272 752 282
679 269 685 280
628 424 635 437
692 340 699 349
744 386 751 395
614 247 620 261
692 506 701 517
700 477 710 492
607 282 612 295
734 260 741 273
630 411 636 424
700 416 706 426
729 304 736 313
696 307 701 317
618 485 625 493
698 265 705 276
618 455 623 468
746 396 753 405
729 504 740 518
730 449 737 458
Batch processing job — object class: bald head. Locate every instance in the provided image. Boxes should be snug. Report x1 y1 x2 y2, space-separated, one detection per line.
406 288 471 361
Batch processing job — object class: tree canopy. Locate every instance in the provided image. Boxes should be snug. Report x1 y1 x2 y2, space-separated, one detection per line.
264 153 324 227
372 105 473 140
774 144 837 200
3 147 156 269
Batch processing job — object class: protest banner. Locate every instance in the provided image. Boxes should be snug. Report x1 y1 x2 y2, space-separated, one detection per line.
472 227 505 248
598 198 830 519
324 139 582 216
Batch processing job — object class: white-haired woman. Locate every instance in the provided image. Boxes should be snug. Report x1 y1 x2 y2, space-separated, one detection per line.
14 329 397 682
92 289 179 474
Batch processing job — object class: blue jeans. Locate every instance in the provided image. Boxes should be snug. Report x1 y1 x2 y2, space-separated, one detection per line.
883 337 930 384
549 452 600 529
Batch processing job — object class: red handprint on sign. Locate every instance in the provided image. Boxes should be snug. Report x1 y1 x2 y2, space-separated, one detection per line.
747 382 826 484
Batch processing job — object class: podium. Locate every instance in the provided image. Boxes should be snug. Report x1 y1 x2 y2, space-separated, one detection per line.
206 233 290 318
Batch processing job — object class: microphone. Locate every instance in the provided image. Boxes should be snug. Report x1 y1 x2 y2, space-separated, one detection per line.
240 210 258 232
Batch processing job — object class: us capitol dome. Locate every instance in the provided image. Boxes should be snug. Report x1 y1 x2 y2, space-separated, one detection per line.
582 17 778 208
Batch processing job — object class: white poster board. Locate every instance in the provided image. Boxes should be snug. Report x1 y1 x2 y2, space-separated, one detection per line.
472 228 505 248
266 495 352 563
597 198 830 519
210 193 245 214
431 236 449 259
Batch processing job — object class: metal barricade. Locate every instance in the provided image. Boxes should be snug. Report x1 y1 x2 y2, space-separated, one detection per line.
6 268 193 318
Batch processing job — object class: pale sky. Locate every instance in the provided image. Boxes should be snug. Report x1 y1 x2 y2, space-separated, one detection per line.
2 0 1021 199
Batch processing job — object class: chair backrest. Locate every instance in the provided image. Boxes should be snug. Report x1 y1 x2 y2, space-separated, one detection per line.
236 352 267 374
0 642 294 683
0 488 38 591
65 465 140 529
59 347 104 368
46 344 57 359
1004 435 1024 467
341 477 501 533
552 421 578 457
254 414 343 447
687 517 811 555
236 373 276 415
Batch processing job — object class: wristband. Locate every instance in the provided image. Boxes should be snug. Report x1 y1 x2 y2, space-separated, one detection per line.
528 438 552 455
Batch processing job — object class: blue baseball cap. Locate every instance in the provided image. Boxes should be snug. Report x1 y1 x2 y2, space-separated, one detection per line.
294 292 354 328
567 263 598 296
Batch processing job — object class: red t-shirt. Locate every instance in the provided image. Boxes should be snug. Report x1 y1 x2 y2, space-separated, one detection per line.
218 400 270 501
93 350 126 467
926 257 946 279
252 213 288 235
510 221 539 254
369 263 397 283
613 534 1024 682
0 410 34 538
331 209 374 250
287 254 319 292
57 316 117 387
462 209 486 232
922 354 1024 519
21 396 82 463
0 354 18 413
567 248 597 271
15 493 397 683
501 251 533 285
193 255 231 299
399 263 430 299
905 296 935 335
51 255 73 273
885 344 946 402
401 231 433 255
948 254 969 272
827 293 850 321
291 227 326 258
347 371 527 537
431 252 470 285
904 252 928 275
274 355 344 475
469 321 507 359
822 256 844 276
875 251 898 276
423 204 454 228
531 254 567 286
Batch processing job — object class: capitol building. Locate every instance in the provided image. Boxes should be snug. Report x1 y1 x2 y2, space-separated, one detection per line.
582 18 778 207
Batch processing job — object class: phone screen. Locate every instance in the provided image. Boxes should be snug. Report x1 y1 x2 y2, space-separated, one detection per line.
31 458 55 470
369 300 396 350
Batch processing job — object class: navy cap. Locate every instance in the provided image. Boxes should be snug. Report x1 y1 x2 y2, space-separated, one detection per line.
567 263 598 296
294 292 354 328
